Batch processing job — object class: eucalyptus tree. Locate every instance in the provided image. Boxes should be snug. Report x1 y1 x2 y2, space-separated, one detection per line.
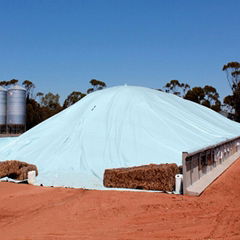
164 80 190 97
63 91 86 108
222 61 240 121
184 86 221 112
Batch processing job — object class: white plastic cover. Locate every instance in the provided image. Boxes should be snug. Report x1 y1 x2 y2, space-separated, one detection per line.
0 85 240 189
0 137 15 149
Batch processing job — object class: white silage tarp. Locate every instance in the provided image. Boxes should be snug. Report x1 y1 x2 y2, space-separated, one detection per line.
0 137 16 149
0 85 240 189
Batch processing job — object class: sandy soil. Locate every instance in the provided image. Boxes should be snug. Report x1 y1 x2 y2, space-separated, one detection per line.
1 160 240 240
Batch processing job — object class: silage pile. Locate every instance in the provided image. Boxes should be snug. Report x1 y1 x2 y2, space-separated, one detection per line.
0 137 15 149
0 85 240 189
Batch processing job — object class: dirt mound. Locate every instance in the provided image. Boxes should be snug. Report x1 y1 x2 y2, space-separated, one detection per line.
0 160 38 180
104 163 179 192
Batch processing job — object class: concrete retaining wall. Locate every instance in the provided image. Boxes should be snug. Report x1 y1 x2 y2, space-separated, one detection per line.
182 137 240 196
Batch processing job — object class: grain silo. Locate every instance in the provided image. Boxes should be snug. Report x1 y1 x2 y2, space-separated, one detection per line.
0 86 7 134
7 85 26 134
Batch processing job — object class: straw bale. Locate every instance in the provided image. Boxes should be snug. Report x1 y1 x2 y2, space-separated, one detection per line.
0 160 38 180
104 163 179 192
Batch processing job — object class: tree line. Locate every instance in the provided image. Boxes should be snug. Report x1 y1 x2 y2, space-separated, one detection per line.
0 61 239 129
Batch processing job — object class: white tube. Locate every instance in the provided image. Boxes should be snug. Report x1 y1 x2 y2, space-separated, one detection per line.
175 174 183 194
28 170 36 185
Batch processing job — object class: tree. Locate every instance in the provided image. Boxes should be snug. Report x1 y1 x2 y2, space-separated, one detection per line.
9 79 18 86
0 81 7 86
0 79 18 87
22 80 35 99
41 92 61 111
223 95 235 119
222 62 240 91
222 62 240 121
184 85 221 112
26 98 43 130
202 85 221 112
36 92 44 102
38 92 62 122
181 83 191 96
185 87 205 103
87 88 94 94
63 91 86 108
87 79 106 94
163 80 190 97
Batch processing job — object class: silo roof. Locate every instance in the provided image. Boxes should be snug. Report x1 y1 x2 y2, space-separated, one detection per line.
0 86 7 91
9 85 26 91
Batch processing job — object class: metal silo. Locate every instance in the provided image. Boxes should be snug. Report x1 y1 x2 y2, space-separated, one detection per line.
7 85 26 134
0 86 7 133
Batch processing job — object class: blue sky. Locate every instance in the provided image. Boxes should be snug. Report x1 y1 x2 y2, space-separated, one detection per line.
0 0 239 102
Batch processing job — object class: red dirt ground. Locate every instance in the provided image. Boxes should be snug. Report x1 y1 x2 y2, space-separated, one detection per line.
1 159 240 240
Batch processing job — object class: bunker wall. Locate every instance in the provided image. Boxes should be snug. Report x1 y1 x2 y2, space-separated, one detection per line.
183 136 240 196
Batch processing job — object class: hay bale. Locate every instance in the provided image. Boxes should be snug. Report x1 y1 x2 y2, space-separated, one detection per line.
103 163 179 192
0 160 38 180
